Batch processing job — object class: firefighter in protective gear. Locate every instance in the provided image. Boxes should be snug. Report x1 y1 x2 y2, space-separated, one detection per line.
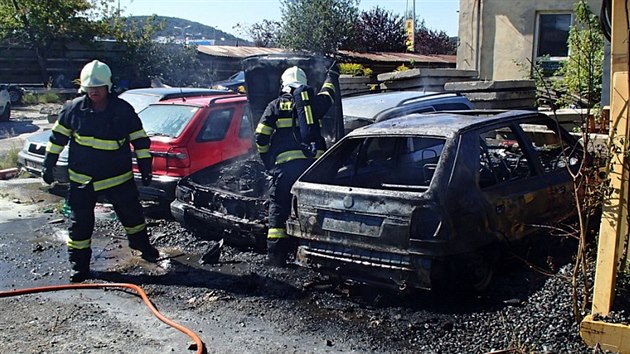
42 60 158 282
255 65 336 266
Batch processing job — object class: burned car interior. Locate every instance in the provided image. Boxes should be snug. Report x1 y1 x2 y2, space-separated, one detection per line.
300 135 445 191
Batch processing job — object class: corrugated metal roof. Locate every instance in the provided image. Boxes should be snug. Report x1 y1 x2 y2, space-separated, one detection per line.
196 45 455 64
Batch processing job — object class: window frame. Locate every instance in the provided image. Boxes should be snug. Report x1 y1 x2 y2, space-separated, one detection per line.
533 11 573 61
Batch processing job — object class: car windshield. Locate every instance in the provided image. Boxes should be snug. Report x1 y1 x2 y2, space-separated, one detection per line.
139 105 199 138
119 92 162 113
301 135 446 191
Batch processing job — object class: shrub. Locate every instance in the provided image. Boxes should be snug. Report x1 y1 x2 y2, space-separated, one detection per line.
339 63 372 76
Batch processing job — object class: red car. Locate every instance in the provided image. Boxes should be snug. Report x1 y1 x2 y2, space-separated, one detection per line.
134 93 253 204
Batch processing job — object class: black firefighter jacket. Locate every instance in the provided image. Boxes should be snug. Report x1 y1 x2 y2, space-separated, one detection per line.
44 94 152 192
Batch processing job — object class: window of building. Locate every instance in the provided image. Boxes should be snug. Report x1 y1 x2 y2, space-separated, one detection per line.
535 12 572 59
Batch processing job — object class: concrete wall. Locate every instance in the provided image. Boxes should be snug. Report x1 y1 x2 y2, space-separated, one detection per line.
457 0 601 81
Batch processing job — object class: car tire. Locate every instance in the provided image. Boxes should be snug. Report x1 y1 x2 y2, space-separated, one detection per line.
8 87 22 105
0 104 10 122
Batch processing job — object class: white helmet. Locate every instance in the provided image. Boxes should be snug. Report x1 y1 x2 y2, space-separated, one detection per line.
78 60 112 93
281 66 307 88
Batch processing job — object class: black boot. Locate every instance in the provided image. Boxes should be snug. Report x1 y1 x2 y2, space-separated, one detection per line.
128 231 160 262
68 248 92 283
266 238 289 267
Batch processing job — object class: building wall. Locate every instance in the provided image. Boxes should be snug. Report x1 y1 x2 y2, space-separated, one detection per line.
457 0 602 80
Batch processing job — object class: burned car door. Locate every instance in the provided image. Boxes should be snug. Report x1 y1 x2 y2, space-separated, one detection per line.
474 122 555 241
514 118 582 221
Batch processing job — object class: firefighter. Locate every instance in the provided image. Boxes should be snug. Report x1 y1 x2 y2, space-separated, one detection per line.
255 66 336 266
42 60 159 282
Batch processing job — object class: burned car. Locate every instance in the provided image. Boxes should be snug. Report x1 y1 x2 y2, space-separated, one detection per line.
170 54 344 247
286 110 584 292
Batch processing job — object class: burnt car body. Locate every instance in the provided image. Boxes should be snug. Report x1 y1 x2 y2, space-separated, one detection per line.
170 54 344 246
286 110 584 291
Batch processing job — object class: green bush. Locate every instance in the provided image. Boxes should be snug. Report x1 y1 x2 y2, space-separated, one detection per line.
21 92 63 105
339 63 372 76
395 64 410 72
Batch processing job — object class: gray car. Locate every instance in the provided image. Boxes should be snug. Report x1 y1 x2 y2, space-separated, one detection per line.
287 110 584 292
17 87 224 183
342 91 474 134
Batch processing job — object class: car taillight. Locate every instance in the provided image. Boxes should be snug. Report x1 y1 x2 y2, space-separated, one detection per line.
166 147 190 169
409 206 442 240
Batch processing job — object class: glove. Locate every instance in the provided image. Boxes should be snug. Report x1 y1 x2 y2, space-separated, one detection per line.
42 167 54 185
302 142 317 158
141 172 152 186
137 158 153 186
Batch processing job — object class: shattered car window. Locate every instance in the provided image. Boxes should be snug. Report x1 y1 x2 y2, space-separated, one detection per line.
519 123 582 173
198 109 233 142
301 136 446 190
139 105 199 138
478 126 533 188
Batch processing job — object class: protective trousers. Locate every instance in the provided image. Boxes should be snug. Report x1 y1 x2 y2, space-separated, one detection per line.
66 180 151 271
267 159 312 265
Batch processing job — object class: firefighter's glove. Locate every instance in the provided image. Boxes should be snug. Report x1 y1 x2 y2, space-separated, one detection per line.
302 142 317 158
42 167 54 185
141 172 152 186
137 158 153 186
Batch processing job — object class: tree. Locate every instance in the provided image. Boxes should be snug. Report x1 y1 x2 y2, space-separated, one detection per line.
278 0 359 55
552 0 604 108
0 0 105 84
414 20 457 55
347 6 406 52
248 19 281 48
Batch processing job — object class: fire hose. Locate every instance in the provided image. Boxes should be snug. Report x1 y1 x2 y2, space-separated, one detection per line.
0 283 205 354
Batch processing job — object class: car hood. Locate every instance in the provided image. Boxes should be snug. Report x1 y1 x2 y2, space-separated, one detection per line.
242 54 344 145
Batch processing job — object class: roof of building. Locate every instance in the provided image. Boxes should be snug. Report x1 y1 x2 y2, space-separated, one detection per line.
196 45 455 65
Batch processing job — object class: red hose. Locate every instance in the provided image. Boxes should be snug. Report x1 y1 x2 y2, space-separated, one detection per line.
0 283 205 354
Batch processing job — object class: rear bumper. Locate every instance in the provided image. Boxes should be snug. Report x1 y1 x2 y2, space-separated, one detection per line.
294 240 434 291
134 173 179 203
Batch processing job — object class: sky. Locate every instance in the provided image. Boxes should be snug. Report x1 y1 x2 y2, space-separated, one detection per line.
116 0 460 40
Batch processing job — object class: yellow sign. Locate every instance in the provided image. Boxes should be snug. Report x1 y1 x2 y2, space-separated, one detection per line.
405 19 414 51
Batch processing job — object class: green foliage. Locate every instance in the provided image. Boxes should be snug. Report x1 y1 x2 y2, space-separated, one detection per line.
0 0 106 84
395 64 410 71
0 146 19 170
21 92 62 105
552 0 604 108
339 63 372 76
278 0 359 54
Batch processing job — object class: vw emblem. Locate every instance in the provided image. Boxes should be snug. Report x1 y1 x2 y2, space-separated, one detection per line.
343 195 353 208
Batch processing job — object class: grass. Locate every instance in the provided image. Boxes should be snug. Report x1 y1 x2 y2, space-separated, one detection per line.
0 146 20 170
22 92 62 105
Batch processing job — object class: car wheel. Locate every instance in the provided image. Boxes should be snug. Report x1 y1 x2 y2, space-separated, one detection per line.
8 87 23 104
0 104 10 122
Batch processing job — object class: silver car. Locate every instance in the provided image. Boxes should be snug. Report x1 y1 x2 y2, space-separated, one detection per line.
0 85 11 122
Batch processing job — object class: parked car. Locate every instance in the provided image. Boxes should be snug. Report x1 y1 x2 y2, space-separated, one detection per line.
286 110 584 292
134 93 252 204
212 71 246 93
0 85 10 122
17 87 232 197
342 91 474 134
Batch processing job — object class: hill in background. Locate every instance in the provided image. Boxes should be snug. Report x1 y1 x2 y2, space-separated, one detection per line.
127 15 250 45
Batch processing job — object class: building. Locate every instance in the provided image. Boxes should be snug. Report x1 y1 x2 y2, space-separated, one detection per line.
457 0 602 80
